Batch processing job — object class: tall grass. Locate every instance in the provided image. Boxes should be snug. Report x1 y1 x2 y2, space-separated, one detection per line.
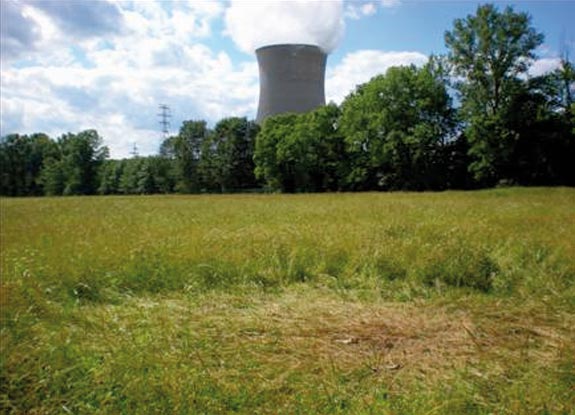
1 188 574 413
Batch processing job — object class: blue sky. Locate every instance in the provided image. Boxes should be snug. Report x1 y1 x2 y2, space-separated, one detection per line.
1 0 573 158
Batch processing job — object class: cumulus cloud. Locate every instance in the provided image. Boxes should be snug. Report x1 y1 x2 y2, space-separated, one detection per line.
1 0 423 158
0 0 42 59
345 2 377 20
1 0 258 158
0 0 125 61
326 50 428 103
224 0 345 54
345 0 401 19
380 0 401 8
528 57 561 77
1 52 258 158
26 0 124 38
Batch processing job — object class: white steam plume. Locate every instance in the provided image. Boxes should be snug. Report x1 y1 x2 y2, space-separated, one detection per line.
224 0 344 54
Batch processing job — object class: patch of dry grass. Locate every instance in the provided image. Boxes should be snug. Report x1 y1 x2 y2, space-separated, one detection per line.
4 288 572 413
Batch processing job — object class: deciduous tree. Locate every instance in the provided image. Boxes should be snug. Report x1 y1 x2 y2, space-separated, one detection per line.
445 4 544 184
339 63 455 190
200 117 259 192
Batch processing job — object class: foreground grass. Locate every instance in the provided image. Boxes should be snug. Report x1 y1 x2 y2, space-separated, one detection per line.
1 188 574 414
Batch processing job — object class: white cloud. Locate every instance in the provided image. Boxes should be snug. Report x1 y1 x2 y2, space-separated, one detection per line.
345 2 377 20
344 0 401 20
326 50 428 103
529 57 561 77
1 48 258 158
361 3 378 16
1 0 425 159
224 0 345 54
0 0 42 60
1 0 260 159
1 0 127 61
380 0 401 8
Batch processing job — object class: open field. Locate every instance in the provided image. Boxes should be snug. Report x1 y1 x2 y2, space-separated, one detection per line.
1 188 574 414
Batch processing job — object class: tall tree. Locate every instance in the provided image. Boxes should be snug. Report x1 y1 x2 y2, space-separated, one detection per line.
506 59 575 185
445 4 544 184
199 117 259 192
147 156 176 194
118 159 138 194
0 133 56 196
302 103 347 192
98 160 124 195
40 157 66 196
254 104 345 192
339 63 456 190
552 54 575 112
253 114 296 192
173 120 208 193
39 130 108 195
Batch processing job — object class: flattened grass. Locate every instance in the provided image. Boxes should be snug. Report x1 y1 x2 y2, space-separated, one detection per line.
1 188 574 413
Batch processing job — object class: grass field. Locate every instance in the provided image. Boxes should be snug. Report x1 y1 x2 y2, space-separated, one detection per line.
1 188 574 414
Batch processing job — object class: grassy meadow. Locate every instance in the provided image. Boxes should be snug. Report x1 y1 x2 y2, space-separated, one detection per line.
1 188 574 414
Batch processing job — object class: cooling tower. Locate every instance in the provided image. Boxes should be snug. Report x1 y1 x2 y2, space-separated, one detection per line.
256 44 327 124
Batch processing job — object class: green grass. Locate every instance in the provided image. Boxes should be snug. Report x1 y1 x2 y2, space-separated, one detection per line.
1 188 574 414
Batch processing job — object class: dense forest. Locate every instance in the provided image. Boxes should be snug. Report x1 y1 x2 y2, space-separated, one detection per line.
1 4 574 196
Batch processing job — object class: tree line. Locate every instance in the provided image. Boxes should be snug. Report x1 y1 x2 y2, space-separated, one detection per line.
1 4 574 197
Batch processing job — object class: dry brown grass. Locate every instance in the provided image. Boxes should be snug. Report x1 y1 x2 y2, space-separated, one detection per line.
82 289 573 398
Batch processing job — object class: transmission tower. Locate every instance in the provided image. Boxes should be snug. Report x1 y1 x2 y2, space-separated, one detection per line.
158 104 171 140
130 142 139 158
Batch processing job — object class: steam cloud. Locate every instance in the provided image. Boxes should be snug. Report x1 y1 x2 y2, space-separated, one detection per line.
224 0 344 54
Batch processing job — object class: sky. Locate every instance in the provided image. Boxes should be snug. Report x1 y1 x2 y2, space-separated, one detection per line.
1 0 574 159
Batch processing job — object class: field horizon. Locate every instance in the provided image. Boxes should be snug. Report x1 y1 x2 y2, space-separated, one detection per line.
1 188 574 414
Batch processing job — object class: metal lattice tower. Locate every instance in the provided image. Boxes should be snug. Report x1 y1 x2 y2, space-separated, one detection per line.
158 104 171 139
130 142 139 158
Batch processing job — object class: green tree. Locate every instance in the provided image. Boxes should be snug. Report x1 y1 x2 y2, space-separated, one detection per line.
552 55 574 112
43 130 109 195
39 157 66 196
303 103 347 191
253 114 295 191
445 4 544 184
505 59 575 185
199 117 259 192
254 104 345 192
339 63 456 190
114 156 176 195
135 158 155 194
98 160 124 195
256 113 311 193
165 120 208 193
118 159 139 194
0 133 56 196
147 156 176 193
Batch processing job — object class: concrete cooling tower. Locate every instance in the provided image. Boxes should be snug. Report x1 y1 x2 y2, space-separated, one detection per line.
256 44 327 124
